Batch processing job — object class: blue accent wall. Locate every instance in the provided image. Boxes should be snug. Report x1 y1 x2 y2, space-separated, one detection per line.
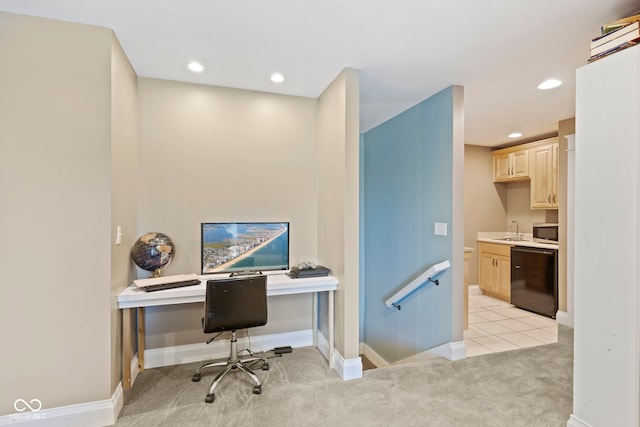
362 87 454 362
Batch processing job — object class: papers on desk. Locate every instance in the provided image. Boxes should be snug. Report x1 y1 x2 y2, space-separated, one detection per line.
133 273 201 292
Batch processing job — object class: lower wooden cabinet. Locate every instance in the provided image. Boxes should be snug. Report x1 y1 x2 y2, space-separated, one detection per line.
478 242 511 302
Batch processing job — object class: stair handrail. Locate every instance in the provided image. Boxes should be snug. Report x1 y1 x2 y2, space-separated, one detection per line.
384 260 451 310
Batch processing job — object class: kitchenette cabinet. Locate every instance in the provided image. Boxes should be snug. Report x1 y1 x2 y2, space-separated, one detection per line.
493 146 529 182
530 139 559 209
492 137 559 209
478 242 511 301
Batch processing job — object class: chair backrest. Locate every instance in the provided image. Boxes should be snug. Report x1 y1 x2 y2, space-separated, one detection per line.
204 275 267 333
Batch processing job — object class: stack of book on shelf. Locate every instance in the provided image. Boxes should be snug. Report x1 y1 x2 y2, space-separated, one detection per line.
589 13 640 62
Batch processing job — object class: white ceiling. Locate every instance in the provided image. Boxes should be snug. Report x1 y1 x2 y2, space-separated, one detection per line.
1 0 637 146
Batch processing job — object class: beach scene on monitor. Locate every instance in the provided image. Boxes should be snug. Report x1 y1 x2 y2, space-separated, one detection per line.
201 223 289 274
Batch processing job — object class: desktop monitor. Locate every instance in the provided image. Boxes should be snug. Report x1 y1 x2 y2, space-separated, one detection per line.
201 222 289 275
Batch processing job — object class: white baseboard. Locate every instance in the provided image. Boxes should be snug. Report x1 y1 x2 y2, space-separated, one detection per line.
316 331 362 380
336 353 363 380
429 341 467 361
140 328 357 383
0 384 123 427
567 414 592 427
143 328 360 381
555 310 574 328
144 329 313 369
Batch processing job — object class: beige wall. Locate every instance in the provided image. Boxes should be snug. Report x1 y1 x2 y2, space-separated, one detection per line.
0 13 117 413
505 181 548 230
316 69 360 360
451 86 467 340
136 78 320 348
557 117 575 312
463 145 507 284
110 35 138 391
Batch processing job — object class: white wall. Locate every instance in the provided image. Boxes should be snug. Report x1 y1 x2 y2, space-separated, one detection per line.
572 44 640 427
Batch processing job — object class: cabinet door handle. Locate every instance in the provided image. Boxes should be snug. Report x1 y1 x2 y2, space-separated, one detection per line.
548 195 551 203
553 194 557 204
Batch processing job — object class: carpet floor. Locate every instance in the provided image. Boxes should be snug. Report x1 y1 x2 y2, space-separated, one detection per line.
115 326 573 427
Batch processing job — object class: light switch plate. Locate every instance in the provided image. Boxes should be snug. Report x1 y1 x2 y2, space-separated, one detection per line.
434 222 447 236
116 226 123 245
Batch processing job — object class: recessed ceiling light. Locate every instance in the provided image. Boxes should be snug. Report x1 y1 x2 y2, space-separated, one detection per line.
537 79 562 90
508 132 523 138
188 62 204 73
270 73 284 83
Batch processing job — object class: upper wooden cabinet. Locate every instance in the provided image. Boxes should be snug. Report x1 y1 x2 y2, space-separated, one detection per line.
493 146 529 182
530 140 559 209
492 137 559 209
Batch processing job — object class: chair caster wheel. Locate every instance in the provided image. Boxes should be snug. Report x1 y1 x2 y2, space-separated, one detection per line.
262 363 269 371
253 385 262 394
192 373 201 382
205 393 215 403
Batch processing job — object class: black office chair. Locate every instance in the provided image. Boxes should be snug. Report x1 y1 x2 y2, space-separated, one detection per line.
191 275 269 403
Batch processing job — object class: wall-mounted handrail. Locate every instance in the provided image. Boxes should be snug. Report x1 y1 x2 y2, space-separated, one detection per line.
384 260 451 310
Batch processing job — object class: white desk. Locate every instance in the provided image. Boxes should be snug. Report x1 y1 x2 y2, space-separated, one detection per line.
118 273 338 392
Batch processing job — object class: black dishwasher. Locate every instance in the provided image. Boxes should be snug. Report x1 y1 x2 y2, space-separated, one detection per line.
510 246 558 318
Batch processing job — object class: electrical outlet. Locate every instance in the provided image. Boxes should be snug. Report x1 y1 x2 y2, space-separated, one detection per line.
116 226 123 245
434 222 447 236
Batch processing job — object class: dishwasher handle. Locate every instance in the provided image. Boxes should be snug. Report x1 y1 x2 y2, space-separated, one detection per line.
511 246 557 256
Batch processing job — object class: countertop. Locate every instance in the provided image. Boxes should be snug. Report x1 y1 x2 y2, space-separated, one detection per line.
477 232 559 250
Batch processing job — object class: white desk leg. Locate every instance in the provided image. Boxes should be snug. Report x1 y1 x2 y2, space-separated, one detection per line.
329 289 334 369
312 292 318 347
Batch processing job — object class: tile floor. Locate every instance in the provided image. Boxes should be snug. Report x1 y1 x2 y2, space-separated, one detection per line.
465 294 558 357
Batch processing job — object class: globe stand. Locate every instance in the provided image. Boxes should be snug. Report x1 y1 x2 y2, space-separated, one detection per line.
152 269 163 278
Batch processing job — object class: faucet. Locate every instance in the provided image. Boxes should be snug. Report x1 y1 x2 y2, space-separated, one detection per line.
509 220 520 240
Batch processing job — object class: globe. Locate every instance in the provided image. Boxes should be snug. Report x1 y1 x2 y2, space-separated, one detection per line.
131 232 175 277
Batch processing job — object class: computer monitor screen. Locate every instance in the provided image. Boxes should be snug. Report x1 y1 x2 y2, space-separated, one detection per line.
201 222 289 274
